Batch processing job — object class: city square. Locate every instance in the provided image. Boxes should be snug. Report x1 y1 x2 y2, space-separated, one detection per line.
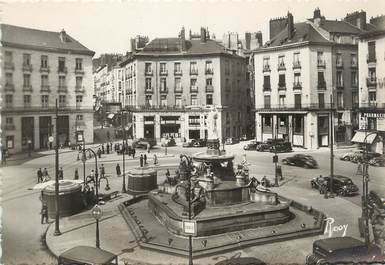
1 1 385 264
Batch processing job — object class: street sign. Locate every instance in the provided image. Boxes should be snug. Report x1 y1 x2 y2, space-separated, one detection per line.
91 205 103 220
49 136 54 143
182 220 196 235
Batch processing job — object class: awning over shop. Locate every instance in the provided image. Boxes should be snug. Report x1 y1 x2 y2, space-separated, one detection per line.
107 113 115 119
351 131 377 144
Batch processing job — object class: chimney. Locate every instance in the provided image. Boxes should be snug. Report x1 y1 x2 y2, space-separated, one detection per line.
313 8 322 27
344 11 367 30
245 32 251 50
59 29 67 42
180 26 186 51
287 12 294 40
269 16 288 40
200 27 207 42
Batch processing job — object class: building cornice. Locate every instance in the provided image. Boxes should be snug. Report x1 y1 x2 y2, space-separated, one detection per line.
252 41 333 54
2 41 95 57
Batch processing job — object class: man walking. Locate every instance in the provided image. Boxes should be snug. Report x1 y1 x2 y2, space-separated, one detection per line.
101 144 105 154
74 168 79 180
59 167 64 180
100 164 105 178
144 154 147 165
98 148 102 158
153 154 158 165
140 154 144 167
37 168 43 183
107 144 110 154
116 163 121 177
1 148 6 165
41 203 49 224
43 168 49 182
132 148 136 159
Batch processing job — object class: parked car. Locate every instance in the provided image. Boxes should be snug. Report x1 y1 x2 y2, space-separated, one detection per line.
369 155 385 167
243 140 262 150
305 236 384 265
239 134 249 141
368 189 385 213
161 138 176 147
182 139 206 148
310 175 359 196
269 141 292 153
340 150 364 161
282 154 318 168
340 150 381 163
256 138 285 152
133 138 157 149
225 137 240 145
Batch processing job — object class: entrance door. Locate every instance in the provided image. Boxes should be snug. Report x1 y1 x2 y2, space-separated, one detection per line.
144 124 155 138
57 116 69 146
21 117 34 150
318 115 329 147
39 116 52 149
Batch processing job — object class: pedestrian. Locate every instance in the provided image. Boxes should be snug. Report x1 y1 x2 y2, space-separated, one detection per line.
140 154 144 167
43 168 49 182
107 144 110 155
59 167 64 180
98 148 102 158
132 148 136 159
107 131 111 141
90 170 95 183
74 168 79 180
1 148 6 165
110 142 113 152
100 164 105 177
68 141 71 150
101 144 105 154
37 168 43 183
41 203 49 224
116 163 121 177
147 143 151 154
153 154 158 165
144 154 147 165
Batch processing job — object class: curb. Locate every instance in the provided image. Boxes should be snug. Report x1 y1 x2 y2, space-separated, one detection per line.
44 221 58 260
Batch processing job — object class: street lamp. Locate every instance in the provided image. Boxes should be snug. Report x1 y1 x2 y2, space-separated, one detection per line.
54 99 61 236
121 110 127 193
273 122 279 187
91 204 103 248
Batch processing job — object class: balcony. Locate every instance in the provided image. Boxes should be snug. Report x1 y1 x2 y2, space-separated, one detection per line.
278 83 286 90
366 77 377 87
293 82 302 90
317 81 326 90
205 85 214 93
22 85 33 92
174 87 183 93
145 87 153 94
22 64 33 72
360 102 385 109
145 70 153 76
4 83 15 92
255 103 335 112
75 85 85 93
174 70 183 75
160 87 168 93
205 69 214 75
292 61 301 69
75 68 85 75
190 69 198 75
277 63 286 71
4 62 15 70
336 60 344 68
190 86 198 93
160 70 168 76
58 67 68 74
263 83 271 91
40 85 51 93
262 65 271 72
58 86 68 93
317 60 326 68
40 66 50 73
366 54 376 64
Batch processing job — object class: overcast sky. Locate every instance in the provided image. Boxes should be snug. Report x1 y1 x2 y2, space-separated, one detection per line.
2 0 384 56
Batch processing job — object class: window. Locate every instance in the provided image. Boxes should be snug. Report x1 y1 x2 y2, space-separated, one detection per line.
41 75 49 87
264 95 271 108
369 68 376 80
160 63 167 74
5 51 13 63
293 53 300 64
206 78 213 86
278 74 286 88
75 58 83 70
337 92 343 108
5 73 13 85
263 115 272 128
190 78 197 91
191 95 198 105
263 75 271 90
369 91 376 105
190 62 198 74
279 95 286 107
368 118 377 130
278 55 285 68
336 71 343 87
317 51 324 64
76 95 83 107
160 78 167 92
225 60 230 75
59 95 66 107
263 57 270 71
189 115 200 126
351 71 357 87
58 57 66 71
175 78 182 91
318 72 326 88
76 115 83 121
41 55 48 68
294 72 301 86
293 116 303 134
294 94 302 109
59 76 66 88
6 117 13 125
41 95 49 108
23 74 31 87
368 41 376 62
6 136 14 149
318 93 325 108
145 95 152 106
174 62 181 73
160 95 167 106
336 53 343 66
351 54 357 67
76 76 83 88
24 95 31 107
206 94 213 105
145 78 152 91
205 61 213 74
175 95 182 107
5 95 13 107
23 53 31 66
145 63 152 74
352 92 358 107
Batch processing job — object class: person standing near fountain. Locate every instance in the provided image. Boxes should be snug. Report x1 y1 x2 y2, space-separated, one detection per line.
140 155 144 167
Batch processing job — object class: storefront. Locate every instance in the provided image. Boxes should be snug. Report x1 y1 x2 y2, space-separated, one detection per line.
317 114 330 147
160 116 181 139
39 116 52 149
21 116 34 150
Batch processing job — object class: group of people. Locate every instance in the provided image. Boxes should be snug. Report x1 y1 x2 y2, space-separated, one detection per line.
139 153 158 167
37 167 64 183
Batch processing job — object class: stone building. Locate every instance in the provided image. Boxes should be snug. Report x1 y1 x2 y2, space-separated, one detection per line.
253 9 366 149
120 27 250 142
1 24 95 153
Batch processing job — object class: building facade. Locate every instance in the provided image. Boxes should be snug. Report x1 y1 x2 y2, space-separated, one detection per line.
120 27 250 142
1 24 95 153
356 28 385 154
253 9 365 149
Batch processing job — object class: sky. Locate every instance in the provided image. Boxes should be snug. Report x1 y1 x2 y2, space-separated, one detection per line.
1 0 384 56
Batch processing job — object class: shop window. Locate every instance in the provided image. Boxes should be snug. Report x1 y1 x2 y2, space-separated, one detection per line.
6 135 14 149
293 116 303 134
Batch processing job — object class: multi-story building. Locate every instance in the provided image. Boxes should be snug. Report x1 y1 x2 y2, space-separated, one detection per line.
355 22 385 154
1 24 95 153
120 27 249 142
253 9 366 149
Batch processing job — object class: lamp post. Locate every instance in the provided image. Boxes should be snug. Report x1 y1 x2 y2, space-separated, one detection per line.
54 99 61 236
82 140 86 185
91 204 103 248
121 110 127 193
274 121 279 187
329 94 335 198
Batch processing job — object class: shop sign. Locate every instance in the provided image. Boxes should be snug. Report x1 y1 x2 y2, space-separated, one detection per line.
363 113 385 118
183 220 196 235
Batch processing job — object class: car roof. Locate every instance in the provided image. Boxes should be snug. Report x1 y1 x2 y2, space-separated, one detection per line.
314 237 365 252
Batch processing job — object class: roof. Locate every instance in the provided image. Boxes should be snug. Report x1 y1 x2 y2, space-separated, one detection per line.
59 246 117 264
314 237 365 252
1 24 94 56
318 20 363 34
360 29 385 39
267 22 331 48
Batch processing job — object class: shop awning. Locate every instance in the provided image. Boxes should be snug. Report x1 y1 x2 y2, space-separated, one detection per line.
107 113 115 119
351 131 377 144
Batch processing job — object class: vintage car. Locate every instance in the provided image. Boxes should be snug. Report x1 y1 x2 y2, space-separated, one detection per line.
182 139 206 148
305 237 384 265
282 154 318 168
243 140 262 150
161 138 176 147
310 175 359 196
269 141 292 153
132 138 157 149
256 138 286 152
368 189 385 212
369 155 385 167
225 137 240 145
340 150 380 163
